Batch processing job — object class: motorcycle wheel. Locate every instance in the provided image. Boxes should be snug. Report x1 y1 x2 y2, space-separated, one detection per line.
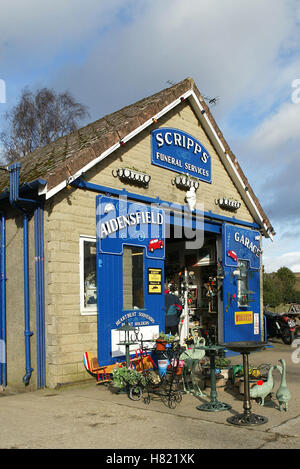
282 328 293 345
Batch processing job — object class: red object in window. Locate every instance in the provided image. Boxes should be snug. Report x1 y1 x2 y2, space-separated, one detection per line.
256 380 264 385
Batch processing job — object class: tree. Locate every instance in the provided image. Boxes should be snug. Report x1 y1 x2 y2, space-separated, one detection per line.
0 87 89 163
263 272 282 307
275 267 296 304
263 266 298 307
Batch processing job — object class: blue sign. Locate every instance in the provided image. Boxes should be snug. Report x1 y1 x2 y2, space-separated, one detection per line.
224 224 261 269
97 195 165 259
151 128 211 183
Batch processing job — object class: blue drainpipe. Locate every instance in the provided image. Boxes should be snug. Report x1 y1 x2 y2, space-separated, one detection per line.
8 163 37 386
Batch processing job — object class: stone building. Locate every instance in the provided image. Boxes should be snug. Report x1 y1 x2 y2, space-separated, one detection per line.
0 78 274 390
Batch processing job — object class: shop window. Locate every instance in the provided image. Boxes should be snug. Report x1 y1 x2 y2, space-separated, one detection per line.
80 236 97 315
123 246 144 310
237 259 249 307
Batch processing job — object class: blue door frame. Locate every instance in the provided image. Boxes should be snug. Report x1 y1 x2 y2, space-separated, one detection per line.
96 195 165 366
222 223 262 344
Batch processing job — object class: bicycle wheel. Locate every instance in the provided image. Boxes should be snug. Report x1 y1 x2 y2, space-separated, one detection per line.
129 386 143 401
167 394 178 409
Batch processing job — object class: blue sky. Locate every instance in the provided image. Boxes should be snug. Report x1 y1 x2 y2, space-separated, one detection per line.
0 0 300 272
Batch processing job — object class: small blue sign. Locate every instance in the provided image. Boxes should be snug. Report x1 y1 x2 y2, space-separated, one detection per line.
224 224 261 269
151 128 211 183
97 195 165 259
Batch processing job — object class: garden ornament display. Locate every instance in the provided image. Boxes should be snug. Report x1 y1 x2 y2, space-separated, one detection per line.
180 328 206 397
276 358 291 411
249 365 276 406
232 365 243 383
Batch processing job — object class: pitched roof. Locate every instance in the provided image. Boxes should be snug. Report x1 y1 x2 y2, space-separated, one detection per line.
0 77 274 238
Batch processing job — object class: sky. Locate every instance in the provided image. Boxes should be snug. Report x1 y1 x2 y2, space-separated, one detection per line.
0 0 299 273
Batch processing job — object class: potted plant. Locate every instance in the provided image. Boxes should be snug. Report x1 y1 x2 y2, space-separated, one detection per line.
155 332 176 351
215 357 232 381
111 365 148 399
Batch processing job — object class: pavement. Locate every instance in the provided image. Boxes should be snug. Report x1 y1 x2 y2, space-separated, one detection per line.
1 340 300 451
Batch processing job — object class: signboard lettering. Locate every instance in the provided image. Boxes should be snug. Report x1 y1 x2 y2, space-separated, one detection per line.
151 128 211 183
97 196 165 259
235 311 253 325
148 268 163 294
224 224 261 269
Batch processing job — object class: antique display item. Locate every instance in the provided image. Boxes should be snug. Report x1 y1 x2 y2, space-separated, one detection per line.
223 341 268 425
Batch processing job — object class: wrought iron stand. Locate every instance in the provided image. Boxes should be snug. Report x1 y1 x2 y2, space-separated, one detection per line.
222 341 268 426
196 344 232 412
116 320 138 368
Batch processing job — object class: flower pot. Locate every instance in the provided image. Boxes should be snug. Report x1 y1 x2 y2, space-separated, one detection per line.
156 339 167 351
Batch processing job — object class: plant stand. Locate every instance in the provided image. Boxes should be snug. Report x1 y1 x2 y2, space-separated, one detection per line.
196 344 232 412
116 320 139 368
222 341 268 426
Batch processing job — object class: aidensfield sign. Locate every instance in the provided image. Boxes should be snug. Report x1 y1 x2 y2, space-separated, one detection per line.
151 128 211 183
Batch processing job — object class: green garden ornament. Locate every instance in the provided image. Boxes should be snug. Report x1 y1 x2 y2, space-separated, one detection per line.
249 366 276 406
276 358 291 411
180 328 206 397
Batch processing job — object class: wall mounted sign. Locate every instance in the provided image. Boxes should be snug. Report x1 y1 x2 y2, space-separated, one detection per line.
224 224 261 269
148 267 163 294
235 311 253 325
97 195 165 259
254 313 259 335
151 128 211 183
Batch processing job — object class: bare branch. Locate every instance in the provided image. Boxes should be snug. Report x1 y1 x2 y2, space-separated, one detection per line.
0 87 89 163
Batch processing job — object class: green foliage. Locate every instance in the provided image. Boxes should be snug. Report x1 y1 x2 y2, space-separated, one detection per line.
158 332 176 342
215 358 231 368
112 365 147 389
263 266 298 307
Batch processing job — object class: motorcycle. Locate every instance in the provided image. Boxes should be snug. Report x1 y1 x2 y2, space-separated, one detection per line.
264 309 296 345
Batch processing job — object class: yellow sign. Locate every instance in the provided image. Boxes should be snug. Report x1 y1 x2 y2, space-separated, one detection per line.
148 268 162 294
235 311 253 325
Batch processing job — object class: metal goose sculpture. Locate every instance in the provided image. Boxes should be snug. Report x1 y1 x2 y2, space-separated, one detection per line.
249 365 276 406
276 358 291 411
180 328 206 397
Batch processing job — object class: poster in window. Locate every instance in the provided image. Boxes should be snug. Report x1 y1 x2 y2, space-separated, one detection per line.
148 268 162 294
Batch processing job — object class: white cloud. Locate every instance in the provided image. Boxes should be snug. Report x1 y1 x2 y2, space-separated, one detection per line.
46 0 300 122
251 101 300 153
0 0 128 72
263 251 300 273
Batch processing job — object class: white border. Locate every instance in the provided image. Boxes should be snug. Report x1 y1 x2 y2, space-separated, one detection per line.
79 235 97 316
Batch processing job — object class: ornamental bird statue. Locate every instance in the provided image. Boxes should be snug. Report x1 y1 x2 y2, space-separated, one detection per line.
249 365 276 406
276 358 291 411
180 328 206 397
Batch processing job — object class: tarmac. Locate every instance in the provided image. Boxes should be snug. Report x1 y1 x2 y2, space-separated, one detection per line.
0 339 300 451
